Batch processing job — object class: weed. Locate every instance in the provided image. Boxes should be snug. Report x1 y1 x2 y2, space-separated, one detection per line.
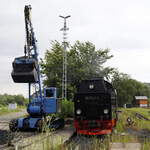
142 138 150 150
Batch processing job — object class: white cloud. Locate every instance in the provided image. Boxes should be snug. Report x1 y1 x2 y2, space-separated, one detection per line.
107 48 150 82
0 0 150 96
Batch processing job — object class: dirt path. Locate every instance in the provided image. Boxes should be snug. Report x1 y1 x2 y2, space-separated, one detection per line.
0 109 27 123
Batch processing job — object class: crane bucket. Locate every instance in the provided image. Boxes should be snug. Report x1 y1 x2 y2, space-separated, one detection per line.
11 56 38 83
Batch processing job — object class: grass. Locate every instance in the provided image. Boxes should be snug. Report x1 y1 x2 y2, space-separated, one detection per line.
118 107 150 131
8 107 150 150
12 132 67 150
125 107 150 120
0 105 25 115
112 107 150 150
59 99 74 118
142 138 150 150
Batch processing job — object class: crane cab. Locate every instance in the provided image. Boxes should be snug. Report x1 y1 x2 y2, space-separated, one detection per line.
43 88 60 114
27 88 60 116
11 56 38 83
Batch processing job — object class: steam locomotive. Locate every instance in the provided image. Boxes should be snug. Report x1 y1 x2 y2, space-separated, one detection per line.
74 78 117 135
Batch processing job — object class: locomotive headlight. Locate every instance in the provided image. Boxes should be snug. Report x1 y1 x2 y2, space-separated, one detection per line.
76 109 82 115
89 84 94 89
104 109 109 114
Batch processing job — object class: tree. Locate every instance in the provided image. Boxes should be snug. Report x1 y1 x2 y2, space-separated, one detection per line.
0 94 28 106
111 70 150 106
41 41 114 99
41 41 63 89
68 41 113 85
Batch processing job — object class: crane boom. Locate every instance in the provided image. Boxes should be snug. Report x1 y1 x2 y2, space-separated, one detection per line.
11 5 42 100
24 5 37 59
24 5 42 100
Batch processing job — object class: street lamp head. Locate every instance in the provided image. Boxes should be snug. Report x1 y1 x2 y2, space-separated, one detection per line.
65 15 71 19
59 15 71 19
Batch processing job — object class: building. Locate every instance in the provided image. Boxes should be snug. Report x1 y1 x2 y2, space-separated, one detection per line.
133 96 149 107
8 103 17 110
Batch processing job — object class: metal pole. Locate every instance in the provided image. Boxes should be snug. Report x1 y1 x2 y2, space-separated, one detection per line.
59 15 70 100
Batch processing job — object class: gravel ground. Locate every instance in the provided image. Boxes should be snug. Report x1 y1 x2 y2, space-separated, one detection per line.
0 110 75 150
0 109 27 149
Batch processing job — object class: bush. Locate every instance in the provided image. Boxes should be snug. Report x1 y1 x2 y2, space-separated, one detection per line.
60 99 74 118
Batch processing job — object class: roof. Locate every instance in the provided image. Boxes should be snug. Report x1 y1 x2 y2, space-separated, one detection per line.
135 96 148 100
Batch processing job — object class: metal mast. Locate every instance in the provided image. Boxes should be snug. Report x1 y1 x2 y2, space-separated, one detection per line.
59 15 70 99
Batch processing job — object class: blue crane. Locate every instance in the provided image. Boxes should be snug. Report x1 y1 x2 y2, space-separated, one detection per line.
10 5 64 131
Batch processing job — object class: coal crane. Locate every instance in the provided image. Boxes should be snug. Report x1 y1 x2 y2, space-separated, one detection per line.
10 5 64 131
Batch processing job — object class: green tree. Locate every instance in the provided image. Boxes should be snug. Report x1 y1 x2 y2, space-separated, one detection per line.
41 41 63 89
41 41 114 99
68 41 113 85
0 94 28 106
111 70 150 106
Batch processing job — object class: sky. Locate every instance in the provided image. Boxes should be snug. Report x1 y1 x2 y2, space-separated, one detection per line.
0 0 150 96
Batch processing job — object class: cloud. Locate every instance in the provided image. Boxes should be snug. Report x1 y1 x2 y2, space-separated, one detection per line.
0 0 150 96
106 48 150 82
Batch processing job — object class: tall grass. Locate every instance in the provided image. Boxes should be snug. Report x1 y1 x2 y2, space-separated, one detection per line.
142 138 150 150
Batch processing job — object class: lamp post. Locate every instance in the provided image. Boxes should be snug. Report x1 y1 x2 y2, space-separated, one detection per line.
59 15 71 100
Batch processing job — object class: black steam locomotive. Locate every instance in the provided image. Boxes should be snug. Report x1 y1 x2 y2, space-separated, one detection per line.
74 78 117 135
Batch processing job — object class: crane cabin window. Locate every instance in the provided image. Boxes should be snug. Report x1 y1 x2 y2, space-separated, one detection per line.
45 89 53 97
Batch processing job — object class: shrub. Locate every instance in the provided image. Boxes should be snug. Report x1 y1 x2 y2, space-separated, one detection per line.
60 99 74 118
